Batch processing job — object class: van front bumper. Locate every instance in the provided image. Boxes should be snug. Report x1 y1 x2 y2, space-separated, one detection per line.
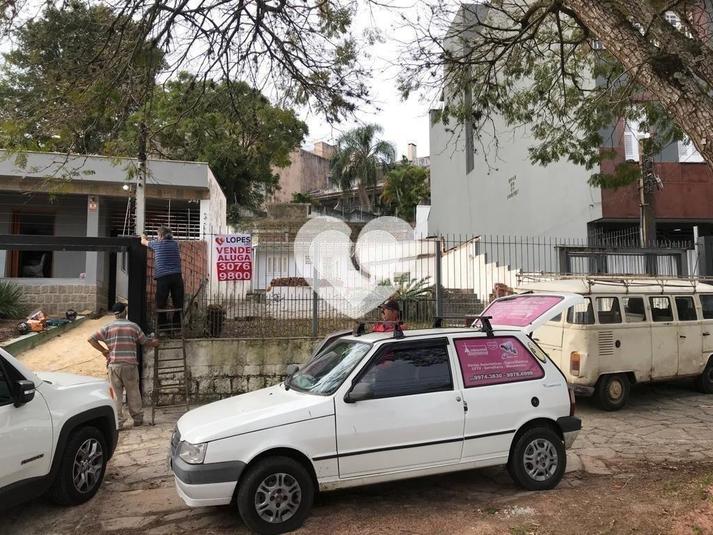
170 455 244 507
556 416 582 449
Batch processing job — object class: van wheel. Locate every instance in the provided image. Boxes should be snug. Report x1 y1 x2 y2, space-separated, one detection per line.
49 426 107 505
237 456 314 535
696 359 713 394
595 374 629 411
507 427 566 491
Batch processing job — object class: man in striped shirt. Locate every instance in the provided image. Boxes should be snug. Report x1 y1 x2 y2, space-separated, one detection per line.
142 226 184 334
88 303 159 427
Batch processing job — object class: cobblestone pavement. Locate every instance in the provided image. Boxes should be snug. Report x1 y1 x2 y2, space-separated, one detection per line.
6 381 713 534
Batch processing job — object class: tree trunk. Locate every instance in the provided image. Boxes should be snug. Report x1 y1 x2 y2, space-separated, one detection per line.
563 0 713 170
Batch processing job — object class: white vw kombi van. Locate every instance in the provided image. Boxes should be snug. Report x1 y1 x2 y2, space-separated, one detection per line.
170 301 582 534
503 278 713 410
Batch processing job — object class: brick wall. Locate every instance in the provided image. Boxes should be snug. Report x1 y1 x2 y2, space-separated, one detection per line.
146 240 208 318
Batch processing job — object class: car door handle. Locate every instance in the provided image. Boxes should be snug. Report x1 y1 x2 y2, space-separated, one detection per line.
704 332 711 336
543 382 561 388
680 335 687 339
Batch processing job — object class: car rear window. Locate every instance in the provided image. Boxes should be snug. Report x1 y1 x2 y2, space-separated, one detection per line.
453 336 544 388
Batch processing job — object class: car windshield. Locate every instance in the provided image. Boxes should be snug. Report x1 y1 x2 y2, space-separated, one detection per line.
287 340 371 395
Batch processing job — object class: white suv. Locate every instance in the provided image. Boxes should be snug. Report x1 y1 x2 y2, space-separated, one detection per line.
170 294 583 534
0 348 118 509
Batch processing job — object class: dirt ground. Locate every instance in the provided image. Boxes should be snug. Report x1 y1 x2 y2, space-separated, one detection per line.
16 315 113 377
301 461 713 535
0 318 20 343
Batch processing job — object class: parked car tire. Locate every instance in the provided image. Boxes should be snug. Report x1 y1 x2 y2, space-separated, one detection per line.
508 427 566 491
696 358 713 394
237 456 314 535
595 373 630 411
49 426 107 505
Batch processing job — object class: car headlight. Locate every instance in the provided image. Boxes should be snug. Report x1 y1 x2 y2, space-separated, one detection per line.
177 441 207 464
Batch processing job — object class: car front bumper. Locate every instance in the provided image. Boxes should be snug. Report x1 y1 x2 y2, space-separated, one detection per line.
169 429 245 507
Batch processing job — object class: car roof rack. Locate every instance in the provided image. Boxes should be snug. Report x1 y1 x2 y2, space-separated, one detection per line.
470 315 494 337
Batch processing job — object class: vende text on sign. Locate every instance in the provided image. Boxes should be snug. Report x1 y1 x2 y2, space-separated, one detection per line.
213 234 253 281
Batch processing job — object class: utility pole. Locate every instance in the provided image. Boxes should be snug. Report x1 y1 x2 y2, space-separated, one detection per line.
135 121 147 235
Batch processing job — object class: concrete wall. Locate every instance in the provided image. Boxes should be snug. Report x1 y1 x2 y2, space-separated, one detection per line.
428 110 602 239
142 337 320 404
272 148 332 203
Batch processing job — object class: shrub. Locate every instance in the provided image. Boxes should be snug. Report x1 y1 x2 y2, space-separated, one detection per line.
0 281 27 319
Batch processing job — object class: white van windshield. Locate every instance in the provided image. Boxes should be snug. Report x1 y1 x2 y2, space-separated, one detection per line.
287 340 371 395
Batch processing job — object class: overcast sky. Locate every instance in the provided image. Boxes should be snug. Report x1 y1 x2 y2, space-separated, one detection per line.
300 2 438 161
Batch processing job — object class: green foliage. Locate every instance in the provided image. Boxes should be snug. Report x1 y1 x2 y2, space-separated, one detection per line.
0 0 161 154
402 2 699 188
330 124 396 210
107 73 308 211
291 192 314 204
381 164 430 221
392 275 433 302
0 281 27 319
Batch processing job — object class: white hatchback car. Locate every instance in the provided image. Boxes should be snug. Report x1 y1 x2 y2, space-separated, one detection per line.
171 295 583 534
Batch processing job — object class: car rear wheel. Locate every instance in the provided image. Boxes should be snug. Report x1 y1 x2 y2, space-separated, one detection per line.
696 358 713 394
237 456 314 535
595 373 630 411
508 427 566 491
49 425 107 505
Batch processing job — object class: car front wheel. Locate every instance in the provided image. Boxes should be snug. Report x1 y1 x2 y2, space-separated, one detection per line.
49 425 107 505
508 427 566 491
237 456 314 535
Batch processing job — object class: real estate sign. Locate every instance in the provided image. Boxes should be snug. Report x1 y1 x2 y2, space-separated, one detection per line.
213 234 252 281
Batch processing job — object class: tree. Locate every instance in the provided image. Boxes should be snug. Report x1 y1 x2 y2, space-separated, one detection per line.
330 124 396 211
110 72 308 221
381 163 430 221
0 1 161 155
0 0 376 125
400 0 713 187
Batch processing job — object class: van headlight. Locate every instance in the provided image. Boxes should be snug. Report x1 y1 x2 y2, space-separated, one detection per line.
177 441 207 464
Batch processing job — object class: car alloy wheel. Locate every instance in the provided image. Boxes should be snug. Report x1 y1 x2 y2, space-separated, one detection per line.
72 438 104 494
254 472 303 524
523 438 558 482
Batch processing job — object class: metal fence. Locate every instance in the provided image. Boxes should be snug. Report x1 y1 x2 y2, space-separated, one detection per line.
177 230 695 339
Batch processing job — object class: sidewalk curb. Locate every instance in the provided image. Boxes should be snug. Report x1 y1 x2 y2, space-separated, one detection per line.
0 316 89 355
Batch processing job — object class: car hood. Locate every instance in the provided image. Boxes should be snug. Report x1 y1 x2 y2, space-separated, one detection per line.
177 384 334 444
36 371 106 388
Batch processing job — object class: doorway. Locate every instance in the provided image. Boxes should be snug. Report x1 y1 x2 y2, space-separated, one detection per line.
8 212 54 277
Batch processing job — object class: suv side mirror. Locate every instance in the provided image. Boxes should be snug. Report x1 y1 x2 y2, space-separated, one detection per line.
344 382 371 404
14 379 35 407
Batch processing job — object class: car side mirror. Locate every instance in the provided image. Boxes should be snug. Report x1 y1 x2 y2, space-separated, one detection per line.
14 379 35 407
285 364 299 377
344 382 371 404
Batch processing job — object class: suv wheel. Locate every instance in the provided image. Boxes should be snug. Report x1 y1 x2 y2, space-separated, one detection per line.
49 426 107 505
696 358 713 394
237 456 314 535
508 427 566 491
595 373 630 411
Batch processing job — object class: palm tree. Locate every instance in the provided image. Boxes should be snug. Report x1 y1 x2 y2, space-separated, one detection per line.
330 124 396 212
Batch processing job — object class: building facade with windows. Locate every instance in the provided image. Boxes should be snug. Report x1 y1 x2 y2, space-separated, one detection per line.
426 4 713 246
0 151 226 313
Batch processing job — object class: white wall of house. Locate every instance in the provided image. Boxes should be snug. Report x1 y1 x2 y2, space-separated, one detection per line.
428 114 602 240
